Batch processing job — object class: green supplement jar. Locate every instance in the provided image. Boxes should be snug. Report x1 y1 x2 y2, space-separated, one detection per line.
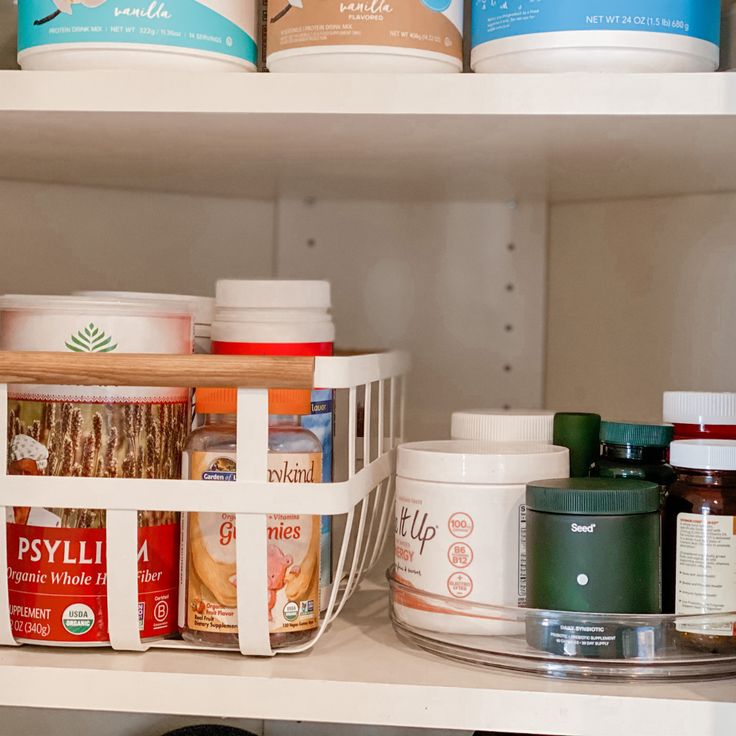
592 422 676 499
525 478 661 658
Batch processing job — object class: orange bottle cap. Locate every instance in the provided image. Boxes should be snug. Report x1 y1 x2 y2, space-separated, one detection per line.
196 389 312 416
195 387 237 415
269 389 312 416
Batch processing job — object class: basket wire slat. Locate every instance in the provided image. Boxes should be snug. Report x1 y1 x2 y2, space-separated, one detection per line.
0 384 16 648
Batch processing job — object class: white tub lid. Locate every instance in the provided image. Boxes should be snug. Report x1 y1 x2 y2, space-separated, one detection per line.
74 291 214 325
670 440 736 471
451 409 554 442
216 280 331 310
397 440 570 485
0 294 192 318
663 391 736 425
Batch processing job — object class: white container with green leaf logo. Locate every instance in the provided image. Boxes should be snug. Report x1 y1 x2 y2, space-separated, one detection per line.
0 295 192 647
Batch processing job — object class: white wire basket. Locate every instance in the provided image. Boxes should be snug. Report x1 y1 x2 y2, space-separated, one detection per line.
0 349 409 656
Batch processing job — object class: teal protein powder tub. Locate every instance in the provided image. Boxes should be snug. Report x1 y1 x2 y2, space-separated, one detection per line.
18 0 257 71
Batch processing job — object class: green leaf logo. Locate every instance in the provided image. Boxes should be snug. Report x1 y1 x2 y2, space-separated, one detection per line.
65 322 118 353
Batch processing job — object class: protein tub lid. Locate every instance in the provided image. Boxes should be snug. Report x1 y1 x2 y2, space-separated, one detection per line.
670 440 736 471
663 392 736 425
451 409 554 443
0 294 193 318
74 291 214 325
397 440 569 485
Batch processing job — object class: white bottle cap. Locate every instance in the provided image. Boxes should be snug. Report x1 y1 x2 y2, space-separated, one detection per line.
663 392 736 425
670 440 736 471
213 280 334 345
397 440 569 485
216 280 331 310
451 409 554 443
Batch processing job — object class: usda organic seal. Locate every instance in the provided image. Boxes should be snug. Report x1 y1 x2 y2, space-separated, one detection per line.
282 601 299 622
62 604 95 635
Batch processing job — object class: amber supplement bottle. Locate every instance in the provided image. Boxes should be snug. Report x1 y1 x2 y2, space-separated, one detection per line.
663 440 736 651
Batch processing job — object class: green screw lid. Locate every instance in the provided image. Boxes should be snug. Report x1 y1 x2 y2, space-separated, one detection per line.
553 412 601 477
600 421 674 448
526 477 660 515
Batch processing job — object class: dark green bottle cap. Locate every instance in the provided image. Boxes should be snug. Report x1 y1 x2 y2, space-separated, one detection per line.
526 477 660 515
600 421 674 448
553 412 601 477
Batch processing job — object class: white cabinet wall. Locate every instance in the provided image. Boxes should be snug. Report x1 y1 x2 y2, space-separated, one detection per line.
6 181 733 440
0 183 547 440
547 192 736 421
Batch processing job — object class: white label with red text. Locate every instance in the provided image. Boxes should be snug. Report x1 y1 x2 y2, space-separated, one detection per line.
394 477 524 609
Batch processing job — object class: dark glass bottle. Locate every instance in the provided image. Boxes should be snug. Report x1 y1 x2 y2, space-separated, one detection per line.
663 441 736 653
591 422 676 496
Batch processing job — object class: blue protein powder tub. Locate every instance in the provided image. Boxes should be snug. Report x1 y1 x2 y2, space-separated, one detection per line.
471 0 720 73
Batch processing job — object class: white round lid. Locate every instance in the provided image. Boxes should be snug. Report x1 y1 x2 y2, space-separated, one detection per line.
451 409 554 443
670 440 736 471
74 291 214 325
216 280 331 310
397 440 569 485
663 392 736 425
0 294 191 318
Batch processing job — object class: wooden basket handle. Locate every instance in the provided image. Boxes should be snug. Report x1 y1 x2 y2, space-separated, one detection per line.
0 352 315 388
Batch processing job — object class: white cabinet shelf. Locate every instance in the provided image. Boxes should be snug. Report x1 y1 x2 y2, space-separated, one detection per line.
0 580 733 736
2 67 736 734
2 71 736 202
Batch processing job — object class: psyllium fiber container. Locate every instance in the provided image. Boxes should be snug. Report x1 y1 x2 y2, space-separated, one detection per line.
393 440 569 635
17 0 257 71
266 0 463 72
471 0 720 73
75 291 214 354
0 295 192 646
451 409 554 443
212 280 335 608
